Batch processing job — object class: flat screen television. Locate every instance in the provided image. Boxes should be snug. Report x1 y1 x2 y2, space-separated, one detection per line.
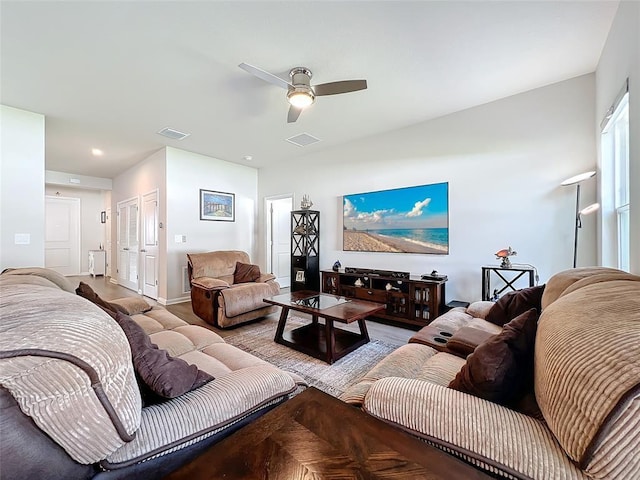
343 182 449 254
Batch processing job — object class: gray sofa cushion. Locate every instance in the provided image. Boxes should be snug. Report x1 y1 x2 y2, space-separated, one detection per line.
76 281 128 314
103 366 297 467
114 312 214 400
1 267 75 293
0 284 141 464
110 296 153 315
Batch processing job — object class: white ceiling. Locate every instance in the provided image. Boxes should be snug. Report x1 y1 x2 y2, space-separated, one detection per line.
1 1 618 178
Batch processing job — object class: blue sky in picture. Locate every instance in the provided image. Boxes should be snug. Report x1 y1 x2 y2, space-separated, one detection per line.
343 182 448 231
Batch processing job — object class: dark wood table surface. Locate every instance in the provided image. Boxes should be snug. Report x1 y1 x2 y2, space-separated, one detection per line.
263 291 386 364
164 387 492 480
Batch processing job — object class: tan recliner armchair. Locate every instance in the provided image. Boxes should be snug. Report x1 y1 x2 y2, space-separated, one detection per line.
187 250 280 328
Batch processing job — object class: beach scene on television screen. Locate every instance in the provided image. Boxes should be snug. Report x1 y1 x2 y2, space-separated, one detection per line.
343 182 449 254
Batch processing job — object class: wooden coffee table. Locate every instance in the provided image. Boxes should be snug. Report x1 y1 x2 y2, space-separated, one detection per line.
164 387 491 480
263 291 386 364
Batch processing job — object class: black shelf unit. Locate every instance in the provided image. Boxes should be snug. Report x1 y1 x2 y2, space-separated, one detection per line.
291 210 320 292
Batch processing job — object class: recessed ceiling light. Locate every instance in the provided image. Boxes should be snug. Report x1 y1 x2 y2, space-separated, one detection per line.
91 148 104 156
243 155 253 161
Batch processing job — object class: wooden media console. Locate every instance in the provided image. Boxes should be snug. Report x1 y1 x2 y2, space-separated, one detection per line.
321 268 447 329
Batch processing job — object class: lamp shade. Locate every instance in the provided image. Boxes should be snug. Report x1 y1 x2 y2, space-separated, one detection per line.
579 203 600 216
561 170 596 186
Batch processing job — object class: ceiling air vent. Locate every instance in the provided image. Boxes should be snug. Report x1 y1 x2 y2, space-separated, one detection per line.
157 127 190 140
286 133 321 147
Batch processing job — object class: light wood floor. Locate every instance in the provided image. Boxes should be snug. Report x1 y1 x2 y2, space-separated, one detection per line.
70 275 414 346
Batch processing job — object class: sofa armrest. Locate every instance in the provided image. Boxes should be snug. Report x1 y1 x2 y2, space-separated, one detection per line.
257 273 276 283
191 277 230 291
465 301 494 319
446 326 497 357
103 366 296 467
363 377 582 480
109 296 152 315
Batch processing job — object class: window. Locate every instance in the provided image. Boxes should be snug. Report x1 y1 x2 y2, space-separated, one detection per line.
601 86 629 271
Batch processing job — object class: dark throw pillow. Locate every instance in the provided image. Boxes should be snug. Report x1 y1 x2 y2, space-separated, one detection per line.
76 282 128 314
113 311 214 399
448 308 539 406
485 284 545 327
234 262 261 284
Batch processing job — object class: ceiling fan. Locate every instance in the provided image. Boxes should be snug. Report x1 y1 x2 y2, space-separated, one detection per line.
239 63 367 123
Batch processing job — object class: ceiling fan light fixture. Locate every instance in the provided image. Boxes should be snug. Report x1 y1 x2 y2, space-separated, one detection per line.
287 88 315 108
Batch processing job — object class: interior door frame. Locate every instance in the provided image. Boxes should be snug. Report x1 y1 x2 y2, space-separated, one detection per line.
265 193 294 285
45 195 81 276
141 189 159 300
105 207 112 277
116 195 139 292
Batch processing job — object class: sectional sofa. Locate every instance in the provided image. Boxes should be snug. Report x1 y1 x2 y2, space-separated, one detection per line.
0 267 306 479
3 266 638 480
342 267 640 479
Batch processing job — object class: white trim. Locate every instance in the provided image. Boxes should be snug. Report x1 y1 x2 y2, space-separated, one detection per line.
600 78 629 131
159 296 191 306
264 193 294 287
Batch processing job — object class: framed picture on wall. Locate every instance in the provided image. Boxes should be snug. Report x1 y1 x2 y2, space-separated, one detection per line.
343 182 449 254
200 189 235 222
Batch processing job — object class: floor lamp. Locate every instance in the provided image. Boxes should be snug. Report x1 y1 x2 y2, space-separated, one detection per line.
561 170 599 268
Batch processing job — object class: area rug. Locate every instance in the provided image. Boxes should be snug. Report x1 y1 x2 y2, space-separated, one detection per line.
224 316 398 398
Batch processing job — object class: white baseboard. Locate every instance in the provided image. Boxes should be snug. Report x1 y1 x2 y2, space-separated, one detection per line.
161 295 190 306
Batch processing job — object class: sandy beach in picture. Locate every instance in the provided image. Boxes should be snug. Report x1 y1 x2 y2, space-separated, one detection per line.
344 231 447 254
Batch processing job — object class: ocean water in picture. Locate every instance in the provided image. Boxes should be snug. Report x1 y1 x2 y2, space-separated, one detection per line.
368 228 449 248
343 182 449 253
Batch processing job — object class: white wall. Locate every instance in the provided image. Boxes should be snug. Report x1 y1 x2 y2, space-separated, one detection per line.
595 0 640 274
112 148 166 295
44 186 108 273
258 75 597 302
45 170 112 191
0 105 45 270
165 147 258 303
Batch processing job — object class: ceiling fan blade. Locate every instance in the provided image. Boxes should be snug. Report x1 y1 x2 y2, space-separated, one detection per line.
287 106 302 123
238 63 291 90
314 79 367 96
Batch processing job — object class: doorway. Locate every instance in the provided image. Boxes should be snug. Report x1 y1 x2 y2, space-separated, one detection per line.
105 208 112 277
45 196 81 275
141 190 159 299
266 195 293 288
117 197 139 292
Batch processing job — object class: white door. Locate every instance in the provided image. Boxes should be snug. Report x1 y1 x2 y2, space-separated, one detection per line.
141 190 159 299
267 196 292 288
117 197 139 292
105 208 112 277
45 196 81 276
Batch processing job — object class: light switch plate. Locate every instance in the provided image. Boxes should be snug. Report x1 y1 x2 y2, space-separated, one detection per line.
15 233 31 245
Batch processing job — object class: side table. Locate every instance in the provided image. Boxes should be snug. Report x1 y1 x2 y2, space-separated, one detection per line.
482 266 535 301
